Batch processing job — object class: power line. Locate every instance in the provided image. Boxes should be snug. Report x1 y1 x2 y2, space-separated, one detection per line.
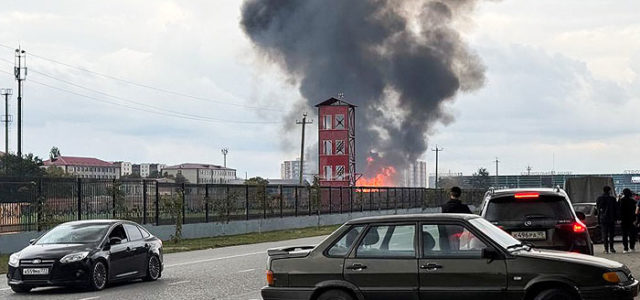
0 42 282 112
0 68 280 124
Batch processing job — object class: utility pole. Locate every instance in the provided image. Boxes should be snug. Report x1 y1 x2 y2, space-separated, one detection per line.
0 88 12 156
221 147 229 168
494 157 500 187
14 47 26 157
526 165 532 176
296 113 312 185
431 145 443 189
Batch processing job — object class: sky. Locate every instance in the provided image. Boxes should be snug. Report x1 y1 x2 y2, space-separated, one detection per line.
0 0 638 179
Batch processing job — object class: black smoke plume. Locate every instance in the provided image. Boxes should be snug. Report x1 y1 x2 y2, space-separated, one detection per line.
241 0 486 182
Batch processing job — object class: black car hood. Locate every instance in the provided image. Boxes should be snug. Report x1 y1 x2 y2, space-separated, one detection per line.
516 248 623 269
17 243 95 260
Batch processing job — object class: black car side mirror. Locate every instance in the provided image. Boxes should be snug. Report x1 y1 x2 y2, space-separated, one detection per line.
29 239 36 245
482 247 500 260
576 212 586 221
109 237 122 245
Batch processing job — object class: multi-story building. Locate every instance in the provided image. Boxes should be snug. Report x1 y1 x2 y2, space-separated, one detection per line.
280 158 313 181
113 161 132 176
317 97 356 187
162 163 236 184
403 160 427 187
43 156 120 179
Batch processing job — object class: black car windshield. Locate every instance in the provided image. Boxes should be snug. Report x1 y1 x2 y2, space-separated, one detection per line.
36 223 111 244
469 218 520 249
484 195 573 221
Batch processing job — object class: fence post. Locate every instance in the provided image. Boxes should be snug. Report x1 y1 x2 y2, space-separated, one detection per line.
245 185 250 220
369 189 373 211
205 184 209 223
111 179 116 219
181 183 186 224
263 186 267 219
294 186 298 217
77 178 82 220
226 184 231 220
329 186 333 214
155 182 160 226
349 187 353 213
279 185 283 218
386 188 390 210
394 188 398 213
308 188 312 216
36 178 43 231
339 186 343 214
143 180 148 224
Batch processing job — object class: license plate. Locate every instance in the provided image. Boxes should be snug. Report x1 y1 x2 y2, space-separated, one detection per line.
512 231 546 240
23 268 49 275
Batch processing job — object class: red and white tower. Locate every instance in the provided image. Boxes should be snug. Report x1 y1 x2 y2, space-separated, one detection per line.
316 97 356 186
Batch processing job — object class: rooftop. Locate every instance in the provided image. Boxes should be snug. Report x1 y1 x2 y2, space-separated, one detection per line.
315 97 357 107
43 156 116 167
163 163 235 171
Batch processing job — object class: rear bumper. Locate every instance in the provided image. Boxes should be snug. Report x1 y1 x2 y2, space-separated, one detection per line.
261 286 314 300
579 280 639 300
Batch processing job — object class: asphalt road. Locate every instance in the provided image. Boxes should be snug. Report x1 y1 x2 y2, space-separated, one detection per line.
1 237 639 300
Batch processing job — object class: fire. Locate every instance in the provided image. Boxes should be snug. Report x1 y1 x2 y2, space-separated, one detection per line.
357 166 396 187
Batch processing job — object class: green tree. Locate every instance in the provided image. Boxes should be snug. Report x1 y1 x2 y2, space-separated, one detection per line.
161 192 183 243
175 173 189 185
246 177 269 215
470 167 491 189
0 153 45 177
49 147 61 160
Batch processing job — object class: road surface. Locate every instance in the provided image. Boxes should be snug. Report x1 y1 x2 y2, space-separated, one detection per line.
0 237 638 300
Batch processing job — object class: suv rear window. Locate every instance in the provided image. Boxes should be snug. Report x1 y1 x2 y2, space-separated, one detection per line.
485 195 573 221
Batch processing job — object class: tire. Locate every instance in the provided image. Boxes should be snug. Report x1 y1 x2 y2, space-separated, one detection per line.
317 289 354 300
10 285 32 293
144 255 161 281
88 260 108 291
533 288 576 300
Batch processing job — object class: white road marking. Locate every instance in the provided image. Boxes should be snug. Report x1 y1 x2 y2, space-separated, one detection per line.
238 269 256 273
0 287 11 291
168 280 191 286
77 297 100 300
165 251 264 268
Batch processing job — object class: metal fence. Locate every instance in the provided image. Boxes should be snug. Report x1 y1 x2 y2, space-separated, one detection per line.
0 177 487 233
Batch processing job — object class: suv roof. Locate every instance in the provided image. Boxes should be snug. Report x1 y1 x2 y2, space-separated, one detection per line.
347 213 480 225
487 187 568 198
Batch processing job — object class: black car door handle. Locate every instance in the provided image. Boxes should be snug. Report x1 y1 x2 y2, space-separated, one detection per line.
421 263 443 270
346 263 367 270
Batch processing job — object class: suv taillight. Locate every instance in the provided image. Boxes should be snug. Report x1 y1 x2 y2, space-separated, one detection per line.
573 221 586 233
266 270 274 286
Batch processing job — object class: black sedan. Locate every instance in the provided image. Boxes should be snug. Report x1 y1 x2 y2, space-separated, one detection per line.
6 220 163 293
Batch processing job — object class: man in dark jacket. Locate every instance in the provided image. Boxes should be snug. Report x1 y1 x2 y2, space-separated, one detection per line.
597 186 619 253
619 188 636 253
442 186 472 214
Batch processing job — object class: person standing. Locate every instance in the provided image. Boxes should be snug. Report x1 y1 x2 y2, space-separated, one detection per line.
619 188 637 253
441 186 472 214
597 186 619 254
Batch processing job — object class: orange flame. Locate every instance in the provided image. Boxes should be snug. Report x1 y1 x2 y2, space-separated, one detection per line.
357 166 396 187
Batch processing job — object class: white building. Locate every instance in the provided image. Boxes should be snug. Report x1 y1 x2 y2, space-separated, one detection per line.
114 161 132 176
403 160 427 187
162 163 236 184
281 158 313 181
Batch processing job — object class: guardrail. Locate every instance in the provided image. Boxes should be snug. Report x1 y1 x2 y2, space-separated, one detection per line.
0 177 487 233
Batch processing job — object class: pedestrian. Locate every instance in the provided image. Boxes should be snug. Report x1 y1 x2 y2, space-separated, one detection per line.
619 188 637 253
441 186 472 214
596 186 619 254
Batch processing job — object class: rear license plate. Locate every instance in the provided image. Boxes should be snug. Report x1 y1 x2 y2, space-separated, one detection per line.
512 231 546 240
23 268 49 275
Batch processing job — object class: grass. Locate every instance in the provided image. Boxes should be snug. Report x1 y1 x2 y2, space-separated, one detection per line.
0 225 340 275
162 225 339 254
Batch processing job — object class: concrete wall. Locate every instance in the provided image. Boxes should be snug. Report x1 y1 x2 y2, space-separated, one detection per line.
0 207 435 254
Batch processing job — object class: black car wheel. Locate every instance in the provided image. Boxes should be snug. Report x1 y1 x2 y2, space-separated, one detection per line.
144 255 161 281
317 289 354 300
10 286 32 293
89 261 108 291
534 288 576 300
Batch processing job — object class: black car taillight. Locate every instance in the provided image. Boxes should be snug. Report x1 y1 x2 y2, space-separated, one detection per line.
266 270 274 286
555 220 587 233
